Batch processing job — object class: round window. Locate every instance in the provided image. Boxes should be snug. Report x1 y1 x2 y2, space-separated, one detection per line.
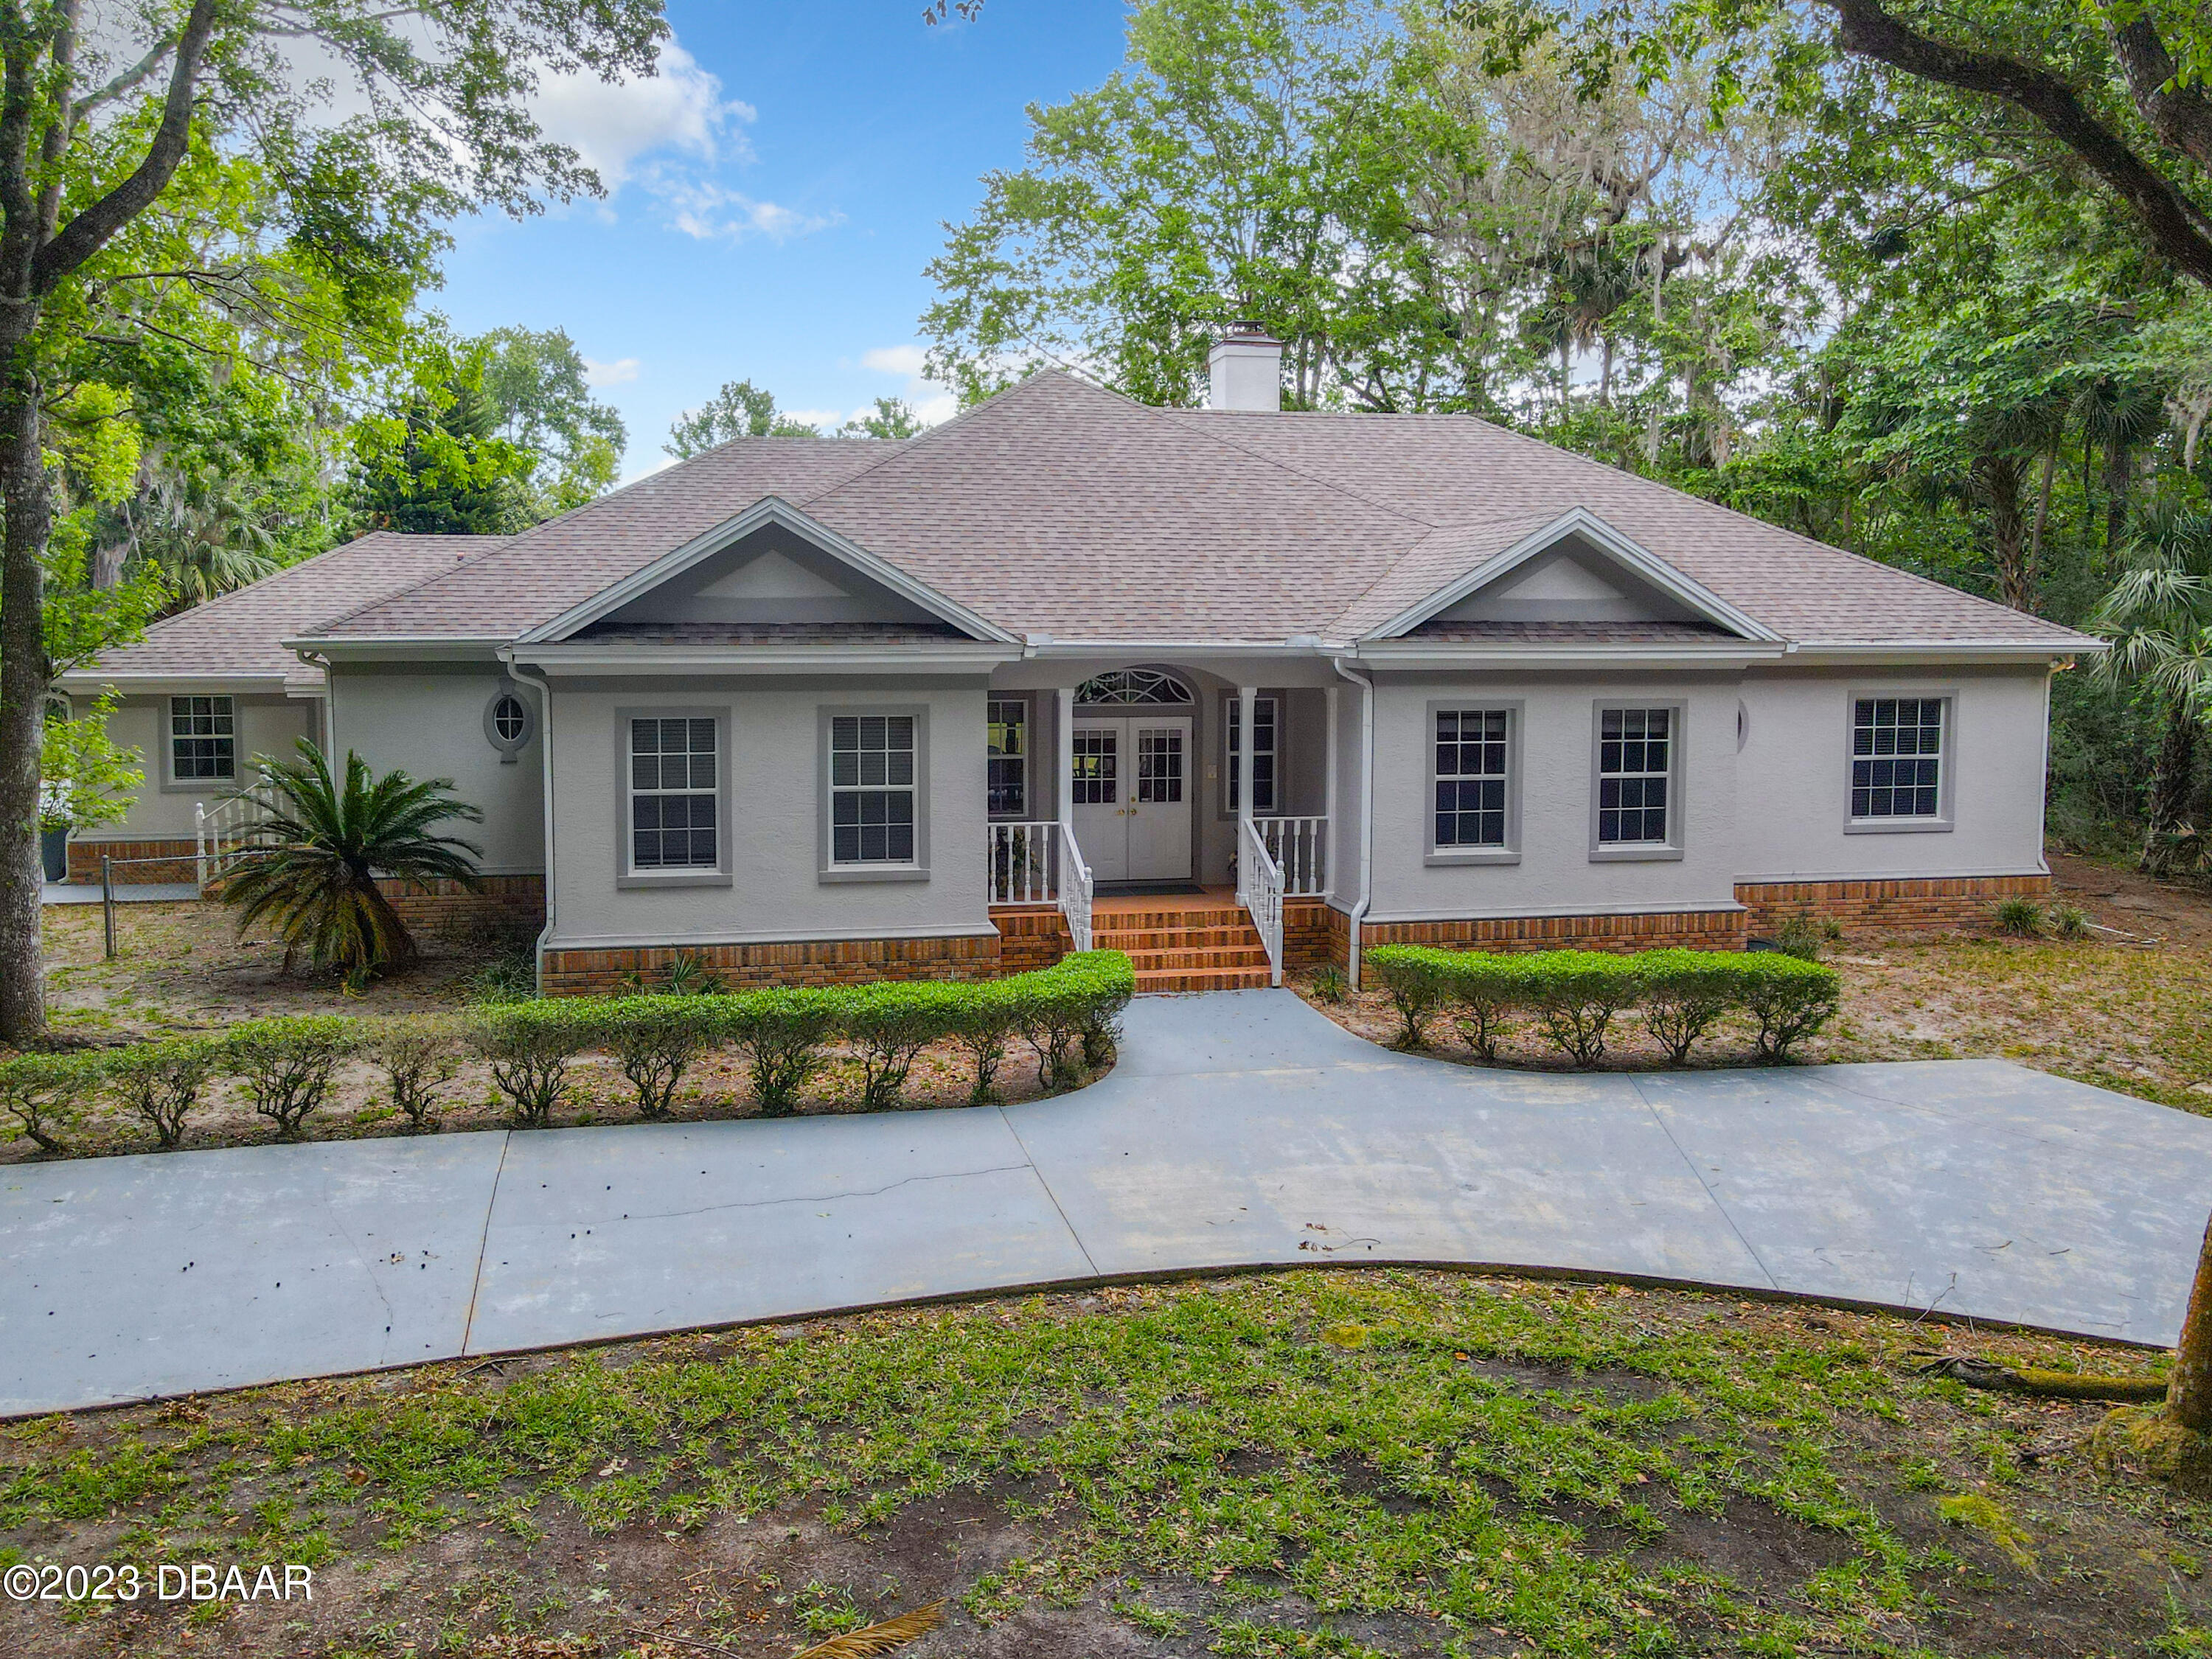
483 685 535 762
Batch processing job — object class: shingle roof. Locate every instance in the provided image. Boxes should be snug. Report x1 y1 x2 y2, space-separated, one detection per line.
279 372 2088 653
77 532 512 684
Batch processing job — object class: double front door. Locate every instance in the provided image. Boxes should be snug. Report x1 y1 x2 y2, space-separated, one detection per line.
1069 716 1192 883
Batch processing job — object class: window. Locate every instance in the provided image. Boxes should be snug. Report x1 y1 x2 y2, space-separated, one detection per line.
1434 708 1510 849
170 695 234 782
1596 706 1673 847
1137 726 1183 803
830 714 917 863
1225 694 1278 814
987 698 1027 817
1852 697 1945 820
484 686 533 763
629 717 719 870
1071 728 1116 805
1074 668 1192 705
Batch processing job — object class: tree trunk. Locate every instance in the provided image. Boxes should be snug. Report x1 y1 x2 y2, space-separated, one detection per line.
2171 1208 2212 1433
1599 335 1613 408
0 335 50 1045
2028 447 2056 577
2105 435 2129 570
2143 698 2199 870
1974 451 2035 611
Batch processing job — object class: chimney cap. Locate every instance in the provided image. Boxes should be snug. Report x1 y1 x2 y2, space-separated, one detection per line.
1206 323 1284 411
1221 318 1282 344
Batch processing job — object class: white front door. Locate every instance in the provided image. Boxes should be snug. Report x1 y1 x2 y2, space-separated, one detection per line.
1071 716 1192 883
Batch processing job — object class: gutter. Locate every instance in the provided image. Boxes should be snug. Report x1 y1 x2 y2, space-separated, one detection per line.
1331 656 1375 989
500 650 558 996
291 649 334 751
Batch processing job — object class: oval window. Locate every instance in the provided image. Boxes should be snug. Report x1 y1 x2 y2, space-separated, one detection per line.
484 686 534 762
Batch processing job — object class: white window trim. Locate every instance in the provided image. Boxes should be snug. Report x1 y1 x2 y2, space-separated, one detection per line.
1844 689 1956 834
161 693 237 793
819 704 931 883
1588 700 1686 862
484 681 536 766
987 694 1032 821
1222 691 1283 818
1426 699 1523 866
616 707 734 889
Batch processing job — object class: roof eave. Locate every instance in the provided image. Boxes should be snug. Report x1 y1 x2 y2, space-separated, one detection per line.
1352 641 1790 669
504 641 1023 675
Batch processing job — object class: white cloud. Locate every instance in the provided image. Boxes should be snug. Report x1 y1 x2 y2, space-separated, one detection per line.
532 41 751 190
662 179 840 243
781 408 848 431
583 356 641 386
860 342 956 430
861 345 929 378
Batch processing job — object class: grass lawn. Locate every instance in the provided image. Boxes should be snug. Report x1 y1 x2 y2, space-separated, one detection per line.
2 1271 2208 1658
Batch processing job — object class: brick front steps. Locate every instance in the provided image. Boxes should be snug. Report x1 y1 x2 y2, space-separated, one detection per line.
1093 899 1273 993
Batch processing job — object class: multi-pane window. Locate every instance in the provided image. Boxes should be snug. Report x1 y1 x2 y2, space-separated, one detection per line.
1137 727 1183 803
170 695 234 781
1434 709 1510 848
630 717 718 870
1596 707 1672 846
1225 695 1278 813
830 714 917 863
1852 698 1944 818
1070 729 1116 805
987 698 1027 817
492 695 528 745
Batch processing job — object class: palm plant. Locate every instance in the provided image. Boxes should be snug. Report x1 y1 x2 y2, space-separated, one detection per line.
220 741 484 979
2094 501 2212 872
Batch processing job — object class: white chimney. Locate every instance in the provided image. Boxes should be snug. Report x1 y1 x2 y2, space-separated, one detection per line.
1207 321 1283 412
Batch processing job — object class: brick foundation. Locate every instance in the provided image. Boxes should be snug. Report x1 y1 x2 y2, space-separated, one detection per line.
1361 908 1750 953
992 905 1070 973
1284 898 1338 970
1734 874 2051 936
383 874 546 943
66 838 197 884
540 931 1004 997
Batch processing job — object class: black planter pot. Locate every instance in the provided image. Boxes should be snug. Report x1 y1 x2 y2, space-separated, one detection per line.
41 825 68 883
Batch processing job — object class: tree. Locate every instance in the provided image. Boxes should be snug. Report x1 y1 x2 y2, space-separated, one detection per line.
840 397 928 439
351 342 542 535
0 0 666 1045
476 327 628 514
2093 499 2212 869
665 379 822 457
219 742 484 984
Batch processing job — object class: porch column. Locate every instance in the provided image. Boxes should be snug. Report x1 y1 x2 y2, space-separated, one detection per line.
1237 684 1257 899
1324 684 1339 903
1055 684 1074 830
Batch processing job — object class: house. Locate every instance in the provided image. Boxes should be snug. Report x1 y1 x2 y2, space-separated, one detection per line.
59 330 2098 993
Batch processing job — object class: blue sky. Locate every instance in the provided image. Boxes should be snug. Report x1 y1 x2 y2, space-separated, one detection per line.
429 2 1130 479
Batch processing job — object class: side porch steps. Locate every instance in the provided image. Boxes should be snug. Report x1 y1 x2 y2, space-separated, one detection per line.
1093 902 1272 993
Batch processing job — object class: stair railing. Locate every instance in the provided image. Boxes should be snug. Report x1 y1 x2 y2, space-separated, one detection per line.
1258 814 1327 896
1056 819 1093 953
1237 815 1285 987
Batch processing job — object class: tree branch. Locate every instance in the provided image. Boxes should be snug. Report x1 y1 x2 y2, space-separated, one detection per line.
1820 0 2212 288
70 28 176 118
32 0 219 294
2107 14 2212 178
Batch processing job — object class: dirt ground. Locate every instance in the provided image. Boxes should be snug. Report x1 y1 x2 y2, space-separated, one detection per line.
1 1273 2207 1659
1302 851 2212 1113
13 902 1068 1166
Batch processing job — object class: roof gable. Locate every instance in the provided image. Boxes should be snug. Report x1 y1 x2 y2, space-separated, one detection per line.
516 495 1018 646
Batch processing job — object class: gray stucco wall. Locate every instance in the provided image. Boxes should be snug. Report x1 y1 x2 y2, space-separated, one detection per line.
544 675 991 950
72 692 313 843
331 665 546 874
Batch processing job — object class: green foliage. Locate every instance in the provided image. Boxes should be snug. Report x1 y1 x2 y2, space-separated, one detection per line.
836 981 961 1111
107 1038 221 1150
349 336 544 535
1994 897 2048 938
1308 962 1349 1004
1773 909 1844 962
225 1017 358 1139
1364 945 1843 1067
218 742 484 981
723 990 839 1118
0 1051 102 1154
2053 903 2093 941
364 1018 462 1133
597 997 715 1121
475 326 628 514
466 1001 598 1128
664 378 824 457
838 397 928 440
38 692 142 833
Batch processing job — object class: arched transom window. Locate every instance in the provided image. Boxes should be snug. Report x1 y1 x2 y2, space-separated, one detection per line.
1074 668 1193 706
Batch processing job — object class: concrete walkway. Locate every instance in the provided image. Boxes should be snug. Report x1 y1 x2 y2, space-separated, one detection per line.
6 990 2211 1415
41 880 201 905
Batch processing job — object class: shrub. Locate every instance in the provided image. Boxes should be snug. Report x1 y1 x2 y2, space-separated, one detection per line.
467 945 537 1004
723 990 836 1116
1773 908 1844 961
597 996 716 1120
2051 902 2092 941
1638 949 1740 1065
1308 964 1348 1004
663 953 723 995
1447 954 1524 1062
108 1037 221 1149
226 1016 358 1139
837 981 957 1111
365 1017 462 1131
1365 947 1451 1048
1739 955 1843 1061
1062 950 1135 1071
0 1051 100 1153
1520 952 1641 1065
1994 896 2048 937
467 1001 594 1127
949 987 1020 1105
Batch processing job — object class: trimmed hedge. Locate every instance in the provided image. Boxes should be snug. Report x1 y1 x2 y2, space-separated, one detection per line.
1363 945 1840 1066
0 951 1136 1154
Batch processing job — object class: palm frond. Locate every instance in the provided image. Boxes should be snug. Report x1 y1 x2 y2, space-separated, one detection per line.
790 1602 945 1659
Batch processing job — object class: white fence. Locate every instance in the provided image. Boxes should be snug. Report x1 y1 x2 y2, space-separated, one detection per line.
1258 815 1327 897
987 820 1060 905
193 789 275 888
1237 817 1284 986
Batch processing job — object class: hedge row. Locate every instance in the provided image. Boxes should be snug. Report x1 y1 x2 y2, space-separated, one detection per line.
1363 945 1841 1065
0 951 1135 1153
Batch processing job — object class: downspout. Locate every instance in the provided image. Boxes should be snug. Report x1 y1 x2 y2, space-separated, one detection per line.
501 652 557 995
1331 655 1374 989
292 649 333 754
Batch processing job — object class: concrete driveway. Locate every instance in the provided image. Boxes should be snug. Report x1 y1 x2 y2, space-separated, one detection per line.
6 989 2210 1415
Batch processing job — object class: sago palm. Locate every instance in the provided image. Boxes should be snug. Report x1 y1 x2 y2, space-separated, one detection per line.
220 740 484 978
2094 500 2212 872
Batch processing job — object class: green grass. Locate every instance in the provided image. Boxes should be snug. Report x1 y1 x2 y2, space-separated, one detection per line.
4 1272 2207 1656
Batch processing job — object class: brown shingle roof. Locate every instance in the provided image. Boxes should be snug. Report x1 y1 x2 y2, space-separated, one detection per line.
288 373 2088 652
77 532 512 684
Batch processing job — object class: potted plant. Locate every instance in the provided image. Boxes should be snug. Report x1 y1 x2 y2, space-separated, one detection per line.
40 695 143 880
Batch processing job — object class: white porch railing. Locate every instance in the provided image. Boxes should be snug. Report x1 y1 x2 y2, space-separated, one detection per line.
194 787 275 888
1237 817 1284 987
1259 815 1327 897
987 820 1060 905
1057 820 1093 953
